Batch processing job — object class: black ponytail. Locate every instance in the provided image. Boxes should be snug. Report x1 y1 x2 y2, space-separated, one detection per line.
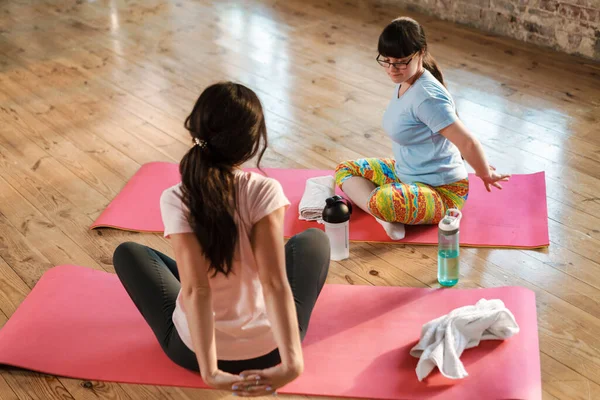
422 53 445 87
179 82 268 277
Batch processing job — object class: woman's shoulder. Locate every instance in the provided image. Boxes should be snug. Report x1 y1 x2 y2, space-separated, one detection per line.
160 183 185 212
234 170 290 225
236 170 285 196
159 183 193 235
414 70 453 102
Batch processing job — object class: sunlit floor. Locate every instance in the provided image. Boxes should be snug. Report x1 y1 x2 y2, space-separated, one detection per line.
1 0 600 399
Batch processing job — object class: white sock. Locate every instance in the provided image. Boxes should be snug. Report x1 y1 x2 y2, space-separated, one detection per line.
375 218 406 240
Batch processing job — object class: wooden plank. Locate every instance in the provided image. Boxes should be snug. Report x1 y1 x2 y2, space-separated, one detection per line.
51 47 326 165
0 255 30 318
542 353 600 400
4 49 189 164
59 378 202 400
0 105 123 212
0 117 171 271
0 207 55 287
0 372 19 400
52 47 343 169
542 392 560 400
54 379 134 400
0 311 17 400
0 64 142 187
0 113 109 215
0 174 103 274
4 371 75 400
0 306 7 330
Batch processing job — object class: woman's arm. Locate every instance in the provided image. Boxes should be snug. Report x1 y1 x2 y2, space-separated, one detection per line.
169 233 241 388
439 120 510 191
251 206 303 375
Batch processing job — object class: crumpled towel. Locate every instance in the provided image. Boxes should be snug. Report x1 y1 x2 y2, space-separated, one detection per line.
298 175 336 222
409 298 520 381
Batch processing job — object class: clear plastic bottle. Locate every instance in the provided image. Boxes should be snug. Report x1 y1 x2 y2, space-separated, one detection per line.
437 208 462 287
322 195 353 261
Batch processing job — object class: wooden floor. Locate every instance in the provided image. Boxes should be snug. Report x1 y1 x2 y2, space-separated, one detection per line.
1 0 599 398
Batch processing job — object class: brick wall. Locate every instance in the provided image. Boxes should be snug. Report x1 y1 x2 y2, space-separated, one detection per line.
378 0 600 60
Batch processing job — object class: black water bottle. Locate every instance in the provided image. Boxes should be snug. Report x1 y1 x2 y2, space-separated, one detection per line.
322 195 352 261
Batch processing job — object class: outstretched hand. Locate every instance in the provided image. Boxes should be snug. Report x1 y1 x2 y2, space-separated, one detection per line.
477 165 511 192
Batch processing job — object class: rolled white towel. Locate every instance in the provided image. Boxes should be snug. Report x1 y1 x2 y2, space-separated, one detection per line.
298 175 336 222
410 298 520 381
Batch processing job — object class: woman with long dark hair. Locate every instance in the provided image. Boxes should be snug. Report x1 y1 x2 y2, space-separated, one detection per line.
336 17 510 240
113 82 330 396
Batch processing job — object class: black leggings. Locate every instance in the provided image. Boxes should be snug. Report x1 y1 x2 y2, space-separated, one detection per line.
112 228 330 375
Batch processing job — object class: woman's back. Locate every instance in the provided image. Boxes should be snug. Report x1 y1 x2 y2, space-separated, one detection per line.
383 70 467 187
113 82 328 394
160 170 290 360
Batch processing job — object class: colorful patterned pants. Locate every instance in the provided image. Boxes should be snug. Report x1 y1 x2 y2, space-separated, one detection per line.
335 158 469 225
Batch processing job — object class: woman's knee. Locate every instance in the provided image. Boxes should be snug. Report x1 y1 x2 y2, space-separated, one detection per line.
290 228 330 260
334 160 358 188
334 160 353 174
366 186 388 220
368 184 407 223
295 227 330 248
113 242 142 272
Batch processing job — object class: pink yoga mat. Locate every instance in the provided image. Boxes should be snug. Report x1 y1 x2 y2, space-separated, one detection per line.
91 162 549 249
0 265 541 400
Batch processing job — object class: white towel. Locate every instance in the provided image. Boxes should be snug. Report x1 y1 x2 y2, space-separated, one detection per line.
298 175 336 222
409 298 520 381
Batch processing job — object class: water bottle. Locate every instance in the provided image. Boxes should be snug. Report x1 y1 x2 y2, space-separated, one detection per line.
437 208 462 287
322 195 352 261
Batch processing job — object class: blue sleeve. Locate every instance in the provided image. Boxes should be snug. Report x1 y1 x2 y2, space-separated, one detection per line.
415 96 458 134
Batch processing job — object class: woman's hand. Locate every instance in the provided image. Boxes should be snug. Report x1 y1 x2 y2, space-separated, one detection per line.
231 364 303 397
202 369 243 391
477 165 511 192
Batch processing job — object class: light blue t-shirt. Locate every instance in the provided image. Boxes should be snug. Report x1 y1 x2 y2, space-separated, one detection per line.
382 70 467 187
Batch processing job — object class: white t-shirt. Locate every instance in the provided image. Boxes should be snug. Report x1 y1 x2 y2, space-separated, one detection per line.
159 169 290 360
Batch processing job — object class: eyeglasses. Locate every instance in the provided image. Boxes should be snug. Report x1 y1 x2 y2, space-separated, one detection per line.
376 53 417 70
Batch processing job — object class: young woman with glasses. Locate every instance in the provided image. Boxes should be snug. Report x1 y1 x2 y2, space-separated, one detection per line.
335 17 511 240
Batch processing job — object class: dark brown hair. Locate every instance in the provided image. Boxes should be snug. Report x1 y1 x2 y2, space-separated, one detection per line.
378 16 446 87
179 82 268 277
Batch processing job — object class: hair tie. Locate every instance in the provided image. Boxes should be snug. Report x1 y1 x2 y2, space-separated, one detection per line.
193 137 207 149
